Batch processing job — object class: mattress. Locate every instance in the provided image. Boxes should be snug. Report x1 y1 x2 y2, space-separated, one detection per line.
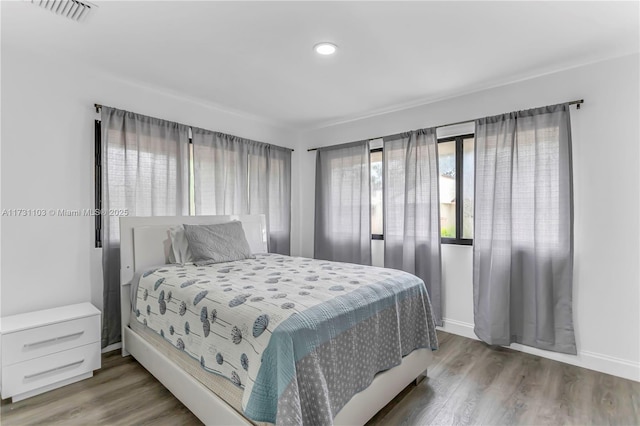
132 253 438 425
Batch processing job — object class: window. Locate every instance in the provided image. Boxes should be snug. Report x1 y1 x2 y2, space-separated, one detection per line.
438 134 474 244
95 118 292 251
369 134 474 244
94 120 194 247
370 148 383 239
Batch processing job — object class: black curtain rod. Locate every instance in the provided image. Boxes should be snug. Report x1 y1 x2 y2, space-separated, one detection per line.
306 99 584 152
94 103 294 151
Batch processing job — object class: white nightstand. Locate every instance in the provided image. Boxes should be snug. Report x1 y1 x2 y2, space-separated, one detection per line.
0 303 101 402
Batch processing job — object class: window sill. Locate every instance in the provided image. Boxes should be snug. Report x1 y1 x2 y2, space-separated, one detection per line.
441 238 473 246
371 236 473 246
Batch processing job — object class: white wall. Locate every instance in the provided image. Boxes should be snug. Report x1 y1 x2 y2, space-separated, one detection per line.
1 45 301 318
298 54 640 381
0 3 3 384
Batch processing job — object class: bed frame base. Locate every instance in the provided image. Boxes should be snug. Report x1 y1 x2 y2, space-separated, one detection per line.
124 326 252 425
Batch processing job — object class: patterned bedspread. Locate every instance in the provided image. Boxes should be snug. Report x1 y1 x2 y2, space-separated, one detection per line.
132 254 438 425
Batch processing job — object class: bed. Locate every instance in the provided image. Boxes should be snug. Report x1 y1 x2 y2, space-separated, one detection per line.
119 215 437 425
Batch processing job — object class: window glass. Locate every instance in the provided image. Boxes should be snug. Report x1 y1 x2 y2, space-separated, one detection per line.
462 138 474 239
189 143 195 215
438 141 456 238
371 150 383 235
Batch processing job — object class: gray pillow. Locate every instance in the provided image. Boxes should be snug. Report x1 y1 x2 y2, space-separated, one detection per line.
183 221 255 266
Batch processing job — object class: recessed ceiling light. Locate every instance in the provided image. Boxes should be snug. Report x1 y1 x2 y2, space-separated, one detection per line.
314 42 337 56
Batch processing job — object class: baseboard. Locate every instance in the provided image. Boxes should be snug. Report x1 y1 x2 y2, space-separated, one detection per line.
438 318 640 382
438 318 478 341
101 342 122 354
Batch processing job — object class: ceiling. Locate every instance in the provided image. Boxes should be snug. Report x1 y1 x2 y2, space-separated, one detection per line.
2 1 639 130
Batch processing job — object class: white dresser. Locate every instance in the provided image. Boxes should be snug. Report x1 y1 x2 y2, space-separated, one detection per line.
0 303 101 402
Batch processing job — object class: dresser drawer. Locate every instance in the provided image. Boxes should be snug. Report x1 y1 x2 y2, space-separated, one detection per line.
2 315 100 366
2 342 100 398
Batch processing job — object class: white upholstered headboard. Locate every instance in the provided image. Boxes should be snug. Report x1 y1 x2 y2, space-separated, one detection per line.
119 215 268 287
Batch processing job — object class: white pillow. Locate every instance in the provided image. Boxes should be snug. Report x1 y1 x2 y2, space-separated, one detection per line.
168 225 193 264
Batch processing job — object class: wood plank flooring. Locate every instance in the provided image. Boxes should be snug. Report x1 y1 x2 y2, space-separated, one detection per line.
368 332 639 425
2 331 638 425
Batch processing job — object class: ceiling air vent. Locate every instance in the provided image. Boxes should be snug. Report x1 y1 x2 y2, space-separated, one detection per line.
30 0 94 22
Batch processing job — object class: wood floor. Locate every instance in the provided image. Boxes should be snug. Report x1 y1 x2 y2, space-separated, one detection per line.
2 331 638 425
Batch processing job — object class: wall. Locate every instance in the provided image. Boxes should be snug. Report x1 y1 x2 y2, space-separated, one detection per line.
0 3 3 383
298 54 640 381
0 44 301 321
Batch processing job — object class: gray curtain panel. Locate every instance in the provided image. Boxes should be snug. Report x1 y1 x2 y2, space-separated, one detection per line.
192 128 291 254
314 141 372 265
473 103 576 354
247 141 292 254
101 107 190 347
266 146 292 255
383 128 443 326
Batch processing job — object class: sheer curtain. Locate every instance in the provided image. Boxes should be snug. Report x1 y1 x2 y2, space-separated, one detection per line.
101 107 190 347
193 128 291 254
383 128 442 326
314 141 371 265
473 103 576 354
192 128 249 215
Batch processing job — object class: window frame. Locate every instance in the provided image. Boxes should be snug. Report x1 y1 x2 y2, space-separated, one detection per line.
438 133 474 246
95 120 102 248
370 147 384 240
